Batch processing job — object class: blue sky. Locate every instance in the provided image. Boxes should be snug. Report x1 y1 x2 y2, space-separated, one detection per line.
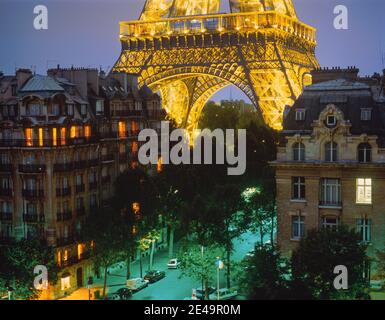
0 0 384 101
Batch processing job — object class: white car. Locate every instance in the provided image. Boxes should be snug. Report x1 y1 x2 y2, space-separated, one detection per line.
209 288 238 301
126 278 148 292
167 258 181 269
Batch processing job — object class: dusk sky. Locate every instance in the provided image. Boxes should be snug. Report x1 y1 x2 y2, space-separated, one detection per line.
0 0 384 101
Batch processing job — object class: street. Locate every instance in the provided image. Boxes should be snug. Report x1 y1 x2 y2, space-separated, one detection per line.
95 231 261 300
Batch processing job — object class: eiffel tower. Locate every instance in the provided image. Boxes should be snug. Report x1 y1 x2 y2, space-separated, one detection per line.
113 0 319 133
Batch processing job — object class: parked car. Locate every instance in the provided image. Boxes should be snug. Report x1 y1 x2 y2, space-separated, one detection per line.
104 292 120 300
144 270 166 283
126 278 148 292
209 288 238 301
196 286 216 300
116 288 132 300
167 258 181 269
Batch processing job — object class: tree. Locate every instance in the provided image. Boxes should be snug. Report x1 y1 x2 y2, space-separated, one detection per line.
113 168 159 280
240 244 290 300
0 239 59 300
83 207 128 298
243 180 277 246
178 244 224 299
291 226 370 300
192 184 248 288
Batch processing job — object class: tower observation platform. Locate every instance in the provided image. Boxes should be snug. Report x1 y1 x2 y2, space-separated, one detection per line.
113 0 319 133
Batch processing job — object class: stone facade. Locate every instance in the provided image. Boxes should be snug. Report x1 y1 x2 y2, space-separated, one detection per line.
272 68 385 276
0 67 166 299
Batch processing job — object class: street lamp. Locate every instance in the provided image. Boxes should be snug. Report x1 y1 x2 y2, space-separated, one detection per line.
215 257 224 301
6 283 14 301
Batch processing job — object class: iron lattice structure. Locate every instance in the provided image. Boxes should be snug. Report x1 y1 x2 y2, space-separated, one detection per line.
113 0 319 133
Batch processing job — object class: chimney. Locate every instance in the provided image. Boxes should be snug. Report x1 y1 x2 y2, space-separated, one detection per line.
16 69 33 89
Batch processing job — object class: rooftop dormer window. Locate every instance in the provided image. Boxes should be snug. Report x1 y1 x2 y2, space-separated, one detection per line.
295 109 306 121
361 108 372 121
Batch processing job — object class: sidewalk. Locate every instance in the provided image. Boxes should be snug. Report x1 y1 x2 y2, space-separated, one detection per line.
59 244 172 300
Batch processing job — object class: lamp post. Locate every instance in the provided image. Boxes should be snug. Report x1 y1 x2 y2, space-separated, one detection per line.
216 257 224 301
201 246 204 300
6 283 13 301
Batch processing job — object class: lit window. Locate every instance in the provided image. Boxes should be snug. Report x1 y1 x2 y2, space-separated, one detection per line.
292 177 305 200
52 128 57 147
132 202 140 215
325 142 338 162
61 275 71 291
77 244 84 260
38 128 43 147
25 128 33 147
63 250 68 262
357 219 371 243
322 217 339 230
131 121 139 135
157 157 163 173
60 128 66 146
356 178 372 204
57 251 62 266
70 126 77 139
291 216 305 240
358 143 371 163
361 109 372 121
118 121 126 138
132 141 139 153
293 143 305 161
84 125 91 138
295 109 306 121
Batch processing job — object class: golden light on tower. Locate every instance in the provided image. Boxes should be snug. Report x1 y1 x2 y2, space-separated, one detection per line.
114 0 319 133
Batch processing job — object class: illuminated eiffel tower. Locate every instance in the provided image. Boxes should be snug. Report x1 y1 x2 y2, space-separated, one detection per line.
113 0 319 133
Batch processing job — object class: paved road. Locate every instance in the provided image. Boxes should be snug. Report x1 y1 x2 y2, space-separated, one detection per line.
101 231 261 300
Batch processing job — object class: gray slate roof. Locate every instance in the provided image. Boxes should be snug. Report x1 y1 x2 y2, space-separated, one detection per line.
19 75 64 92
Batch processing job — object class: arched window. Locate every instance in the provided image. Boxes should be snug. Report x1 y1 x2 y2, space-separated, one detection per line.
358 143 372 163
325 142 338 162
293 142 305 161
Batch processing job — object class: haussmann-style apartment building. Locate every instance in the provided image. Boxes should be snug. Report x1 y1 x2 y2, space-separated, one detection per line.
272 67 385 277
0 67 166 299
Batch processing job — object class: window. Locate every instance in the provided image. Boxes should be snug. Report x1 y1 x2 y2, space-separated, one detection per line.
52 128 57 147
322 217 339 230
52 104 60 116
25 128 33 147
76 174 83 186
326 115 337 126
27 104 42 116
357 219 371 243
325 142 338 162
81 104 87 116
96 100 104 115
118 121 126 138
38 128 43 147
292 216 305 240
361 108 372 121
321 178 341 207
67 104 74 116
358 143 371 163
293 142 305 161
292 177 305 200
295 109 306 121
84 125 91 138
61 275 71 291
356 178 372 204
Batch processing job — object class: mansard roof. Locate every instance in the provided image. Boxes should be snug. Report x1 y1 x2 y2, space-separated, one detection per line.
283 78 385 141
19 75 65 93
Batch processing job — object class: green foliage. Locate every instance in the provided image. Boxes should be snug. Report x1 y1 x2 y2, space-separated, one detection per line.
178 244 224 290
240 244 290 300
0 239 59 300
291 226 370 300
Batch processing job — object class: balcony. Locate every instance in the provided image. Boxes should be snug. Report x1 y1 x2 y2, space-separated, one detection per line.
74 160 88 170
111 110 143 117
89 159 99 167
56 187 71 197
101 154 115 163
147 110 166 120
89 182 98 191
23 214 45 223
60 250 91 268
56 236 75 247
119 153 128 162
0 164 13 172
0 137 99 148
75 184 85 193
0 188 12 197
57 211 72 222
120 11 317 43
54 163 73 172
76 207 86 217
0 212 12 221
19 164 46 174
22 189 44 199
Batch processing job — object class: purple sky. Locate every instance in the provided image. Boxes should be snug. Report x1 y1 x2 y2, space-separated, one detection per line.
0 0 384 101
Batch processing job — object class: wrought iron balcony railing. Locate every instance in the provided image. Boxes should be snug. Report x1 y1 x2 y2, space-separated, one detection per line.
120 11 316 43
0 164 13 172
56 187 71 197
0 212 12 221
23 213 45 223
0 188 12 197
22 189 44 199
19 164 46 174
